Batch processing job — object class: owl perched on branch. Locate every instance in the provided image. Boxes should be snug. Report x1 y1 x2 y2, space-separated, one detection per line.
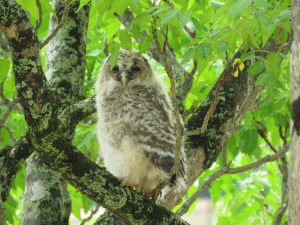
96 49 186 198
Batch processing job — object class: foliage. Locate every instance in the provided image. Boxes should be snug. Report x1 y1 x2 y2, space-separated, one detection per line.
0 0 291 224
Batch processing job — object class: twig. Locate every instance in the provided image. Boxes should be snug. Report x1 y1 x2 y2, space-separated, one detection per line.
41 0 71 49
5 124 18 143
251 96 269 112
225 51 229 64
0 97 17 129
279 125 287 146
36 0 43 30
277 23 290 49
182 105 197 121
80 204 101 225
176 144 289 217
183 63 238 136
273 156 288 225
151 25 184 199
160 28 174 53
257 129 277 153
0 82 24 113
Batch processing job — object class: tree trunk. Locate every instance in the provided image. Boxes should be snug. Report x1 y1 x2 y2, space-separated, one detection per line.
288 0 300 224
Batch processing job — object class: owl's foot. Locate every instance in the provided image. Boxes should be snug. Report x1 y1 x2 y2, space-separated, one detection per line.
120 181 145 195
151 187 162 202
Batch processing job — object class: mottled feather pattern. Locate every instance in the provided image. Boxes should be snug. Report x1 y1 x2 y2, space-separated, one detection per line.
96 49 186 195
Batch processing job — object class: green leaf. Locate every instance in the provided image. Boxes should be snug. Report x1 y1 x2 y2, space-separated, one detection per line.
275 113 287 126
191 17 203 32
230 0 252 22
211 1 224 10
138 34 151 54
241 129 259 154
216 41 229 53
77 0 91 12
86 49 101 57
39 0 58 20
209 0 234 22
170 26 181 43
269 69 284 89
82 195 93 214
197 42 212 58
105 0 130 20
278 9 291 23
161 8 181 25
255 73 268 86
97 0 113 14
24 0 39 20
119 30 132 51
253 0 274 8
248 62 265 75
132 23 141 39
152 6 170 16
179 12 192 29
130 0 139 8
266 53 281 73
108 41 121 70
184 48 197 61
0 59 10 83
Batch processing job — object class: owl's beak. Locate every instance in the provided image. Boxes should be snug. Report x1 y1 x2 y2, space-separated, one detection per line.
121 71 128 87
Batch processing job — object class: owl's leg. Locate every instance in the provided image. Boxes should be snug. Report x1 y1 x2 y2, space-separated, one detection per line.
151 186 162 202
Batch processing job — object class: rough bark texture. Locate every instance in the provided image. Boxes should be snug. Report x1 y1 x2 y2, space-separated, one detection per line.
288 0 300 224
21 152 63 225
21 0 91 224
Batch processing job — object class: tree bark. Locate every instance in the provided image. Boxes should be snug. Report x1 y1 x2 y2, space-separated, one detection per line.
21 0 91 224
288 0 300 224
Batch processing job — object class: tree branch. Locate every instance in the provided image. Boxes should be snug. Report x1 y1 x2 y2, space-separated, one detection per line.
176 144 289 217
40 0 71 49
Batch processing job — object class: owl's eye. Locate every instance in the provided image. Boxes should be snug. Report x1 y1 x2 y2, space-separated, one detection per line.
131 66 141 73
111 66 119 73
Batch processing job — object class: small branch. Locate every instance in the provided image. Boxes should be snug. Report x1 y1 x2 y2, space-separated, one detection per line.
251 96 269 112
5 124 18 143
190 60 198 76
183 63 238 136
273 156 288 225
257 129 277 153
0 98 17 129
182 105 197 121
176 144 289 216
80 205 101 225
277 23 290 49
103 36 109 57
41 0 71 49
279 125 287 146
36 0 43 30
225 51 229 64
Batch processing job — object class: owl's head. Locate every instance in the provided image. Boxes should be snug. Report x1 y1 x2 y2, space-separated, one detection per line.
99 49 154 87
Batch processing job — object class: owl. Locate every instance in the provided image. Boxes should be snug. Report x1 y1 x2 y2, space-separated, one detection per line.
95 49 186 198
